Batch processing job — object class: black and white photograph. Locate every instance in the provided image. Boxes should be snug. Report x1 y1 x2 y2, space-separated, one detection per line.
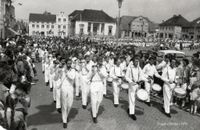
0 0 200 130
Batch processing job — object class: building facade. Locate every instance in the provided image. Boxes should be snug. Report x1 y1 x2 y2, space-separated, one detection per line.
120 16 158 39
29 11 68 37
69 9 116 37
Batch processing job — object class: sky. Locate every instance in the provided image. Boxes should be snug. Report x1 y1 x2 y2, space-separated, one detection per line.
13 0 200 23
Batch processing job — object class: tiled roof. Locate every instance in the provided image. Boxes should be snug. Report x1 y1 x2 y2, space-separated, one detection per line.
69 9 115 23
159 15 190 27
120 16 137 31
29 13 56 23
190 17 200 27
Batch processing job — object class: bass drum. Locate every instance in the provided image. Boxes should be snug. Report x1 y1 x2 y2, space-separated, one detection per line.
173 87 186 99
136 89 148 101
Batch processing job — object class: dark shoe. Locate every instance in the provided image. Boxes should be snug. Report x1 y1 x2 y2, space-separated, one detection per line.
63 123 67 128
54 101 56 103
93 117 98 123
82 105 87 109
57 108 61 113
114 104 119 108
131 114 137 120
165 113 171 118
50 88 53 92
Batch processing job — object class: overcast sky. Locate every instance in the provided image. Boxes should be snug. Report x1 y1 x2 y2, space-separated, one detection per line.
13 0 200 23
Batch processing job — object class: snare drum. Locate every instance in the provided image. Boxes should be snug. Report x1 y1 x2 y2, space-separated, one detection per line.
107 77 113 83
136 89 148 101
173 87 186 99
152 84 162 92
121 82 129 90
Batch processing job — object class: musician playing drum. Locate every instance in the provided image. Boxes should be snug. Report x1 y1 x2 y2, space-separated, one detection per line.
161 58 177 118
125 56 146 121
110 58 125 107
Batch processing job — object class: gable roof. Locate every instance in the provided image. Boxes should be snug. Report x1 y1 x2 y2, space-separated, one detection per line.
159 15 190 27
69 9 115 23
190 17 200 27
29 13 56 23
120 16 137 31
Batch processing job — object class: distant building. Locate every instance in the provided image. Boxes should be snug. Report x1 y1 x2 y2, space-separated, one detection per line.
182 17 200 40
120 16 158 39
159 15 190 40
69 9 116 37
29 11 68 37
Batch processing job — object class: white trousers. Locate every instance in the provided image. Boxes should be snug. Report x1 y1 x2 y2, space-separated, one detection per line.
144 81 151 102
55 80 61 109
128 84 139 115
103 79 107 95
61 87 74 123
49 74 54 89
75 71 81 96
81 75 90 106
163 83 175 114
52 79 57 101
113 81 120 105
44 65 49 83
90 82 103 118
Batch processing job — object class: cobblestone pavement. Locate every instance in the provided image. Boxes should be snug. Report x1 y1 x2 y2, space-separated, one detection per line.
27 63 200 130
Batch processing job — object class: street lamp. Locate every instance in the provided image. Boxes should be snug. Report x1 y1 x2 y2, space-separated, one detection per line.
116 0 124 44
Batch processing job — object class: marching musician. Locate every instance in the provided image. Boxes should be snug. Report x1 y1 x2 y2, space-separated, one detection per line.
88 62 104 123
110 58 125 107
80 59 90 109
161 58 177 118
143 56 161 106
60 59 76 128
125 56 146 120
54 57 65 113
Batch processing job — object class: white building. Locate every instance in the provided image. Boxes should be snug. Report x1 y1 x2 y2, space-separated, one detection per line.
69 9 116 37
29 11 68 37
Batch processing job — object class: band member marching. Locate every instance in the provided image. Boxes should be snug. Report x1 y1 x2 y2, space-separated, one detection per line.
143 57 160 106
60 59 76 128
110 58 125 107
88 60 104 123
125 56 145 120
80 59 90 109
161 58 177 118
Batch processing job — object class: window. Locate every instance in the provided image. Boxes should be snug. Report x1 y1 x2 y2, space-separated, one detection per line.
79 24 84 34
32 24 35 28
36 25 39 28
88 22 91 32
58 25 61 28
47 25 49 28
108 26 113 35
63 18 66 22
58 18 61 22
41 25 44 28
51 25 54 28
63 25 66 29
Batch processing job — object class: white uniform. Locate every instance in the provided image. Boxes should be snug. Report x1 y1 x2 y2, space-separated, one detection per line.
80 66 90 106
110 65 124 105
61 68 76 124
44 60 50 84
143 63 160 103
100 65 108 95
125 65 145 115
49 59 56 90
89 71 104 118
75 60 81 97
161 66 176 114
